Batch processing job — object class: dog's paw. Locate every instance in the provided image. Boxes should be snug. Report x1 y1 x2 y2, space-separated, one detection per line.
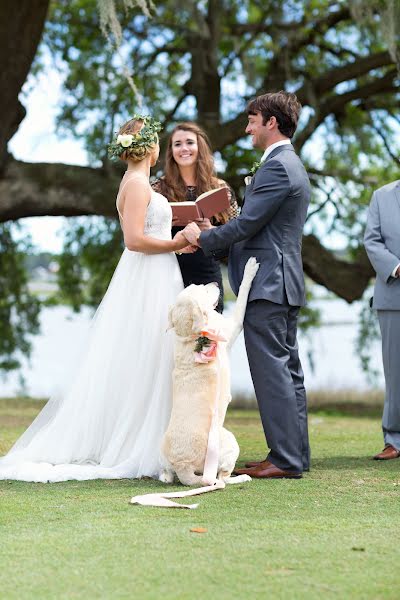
159 470 174 484
243 257 260 281
224 474 252 484
237 474 252 483
213 480 226 490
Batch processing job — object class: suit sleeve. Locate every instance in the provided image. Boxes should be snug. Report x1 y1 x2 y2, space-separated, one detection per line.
200 160 290 256
364 192 400 283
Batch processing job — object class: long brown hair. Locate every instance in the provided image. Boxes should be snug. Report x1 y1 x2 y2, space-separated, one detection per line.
163 122 221 195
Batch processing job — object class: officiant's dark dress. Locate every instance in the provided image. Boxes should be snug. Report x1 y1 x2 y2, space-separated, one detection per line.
152 180 238 312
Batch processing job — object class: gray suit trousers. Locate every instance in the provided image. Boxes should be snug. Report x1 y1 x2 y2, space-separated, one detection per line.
377 310 400 450
243 298 310 472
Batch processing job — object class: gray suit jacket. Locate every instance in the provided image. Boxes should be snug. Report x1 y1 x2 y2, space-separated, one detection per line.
200 144 311 306
364 180 400 309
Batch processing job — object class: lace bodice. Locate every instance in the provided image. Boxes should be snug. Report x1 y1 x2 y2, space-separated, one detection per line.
142 191 172 240
116 174 172 241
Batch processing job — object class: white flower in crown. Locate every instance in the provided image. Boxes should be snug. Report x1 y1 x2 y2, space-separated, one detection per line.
117 134 134 148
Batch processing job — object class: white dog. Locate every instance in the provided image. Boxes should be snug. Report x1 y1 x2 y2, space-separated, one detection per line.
160 257 259 486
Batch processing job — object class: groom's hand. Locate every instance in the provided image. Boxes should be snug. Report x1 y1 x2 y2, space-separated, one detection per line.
195 217 213 231
182 222 201 246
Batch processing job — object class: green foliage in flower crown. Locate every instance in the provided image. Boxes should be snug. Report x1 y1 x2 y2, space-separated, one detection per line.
107 114 162 161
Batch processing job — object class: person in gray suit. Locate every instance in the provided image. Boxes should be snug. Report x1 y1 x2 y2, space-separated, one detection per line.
364 181 400 461
181 91 311 478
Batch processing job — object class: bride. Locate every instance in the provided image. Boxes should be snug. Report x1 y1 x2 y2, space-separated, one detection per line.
0 115 194 483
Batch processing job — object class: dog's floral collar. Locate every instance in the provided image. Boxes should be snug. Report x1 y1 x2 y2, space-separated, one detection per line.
194 329 226 364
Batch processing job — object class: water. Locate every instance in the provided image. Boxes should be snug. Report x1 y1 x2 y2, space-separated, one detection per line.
0 299 383 398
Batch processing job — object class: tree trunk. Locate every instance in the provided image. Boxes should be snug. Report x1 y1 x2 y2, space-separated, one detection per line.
188 0 221 133
0 0 50 170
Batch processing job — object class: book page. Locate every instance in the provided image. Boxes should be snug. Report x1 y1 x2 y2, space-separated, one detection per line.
196 187 230 219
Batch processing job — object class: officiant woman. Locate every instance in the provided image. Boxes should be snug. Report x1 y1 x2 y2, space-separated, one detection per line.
152 122 238 312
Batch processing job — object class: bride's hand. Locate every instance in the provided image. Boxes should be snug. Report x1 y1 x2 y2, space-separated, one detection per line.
181 222 201 246
172 230 191 251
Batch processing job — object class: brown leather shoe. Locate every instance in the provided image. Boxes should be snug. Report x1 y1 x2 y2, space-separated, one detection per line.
234 460 302 479
245 459 310 471
373 445 400 460
244 459 265 468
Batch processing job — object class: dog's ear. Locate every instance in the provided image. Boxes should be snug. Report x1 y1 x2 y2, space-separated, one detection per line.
167 305 175 331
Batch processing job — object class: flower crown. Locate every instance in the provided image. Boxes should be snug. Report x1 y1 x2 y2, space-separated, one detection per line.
108 114 163 161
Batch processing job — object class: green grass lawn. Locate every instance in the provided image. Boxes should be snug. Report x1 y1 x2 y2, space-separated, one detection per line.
1 398 399 599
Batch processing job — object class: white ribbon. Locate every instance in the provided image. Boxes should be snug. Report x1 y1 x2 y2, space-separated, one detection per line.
130 480 225 509
201 353 221 485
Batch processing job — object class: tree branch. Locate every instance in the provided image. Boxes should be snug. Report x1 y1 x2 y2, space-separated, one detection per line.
140 43 188 72
369 121 400 167
288 6 352 53
0 158 120 222
306 166 379 186
295 69 399 149
302 234 374 303
302 51 394 100
0 157 375 303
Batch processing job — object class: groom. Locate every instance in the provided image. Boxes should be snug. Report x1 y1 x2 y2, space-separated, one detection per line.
182 91 311 478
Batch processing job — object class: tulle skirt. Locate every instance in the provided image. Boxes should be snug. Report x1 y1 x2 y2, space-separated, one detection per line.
0 249 183 482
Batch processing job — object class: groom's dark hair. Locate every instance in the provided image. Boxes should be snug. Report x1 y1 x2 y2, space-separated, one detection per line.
247 91 301 138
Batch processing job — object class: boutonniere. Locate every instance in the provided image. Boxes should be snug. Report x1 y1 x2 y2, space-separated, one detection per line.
244 159 265 185
193 329 227 364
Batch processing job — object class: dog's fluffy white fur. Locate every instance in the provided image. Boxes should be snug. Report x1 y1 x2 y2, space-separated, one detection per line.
160 257 259 486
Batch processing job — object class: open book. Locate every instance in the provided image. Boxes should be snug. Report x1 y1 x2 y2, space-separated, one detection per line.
170 186 230 226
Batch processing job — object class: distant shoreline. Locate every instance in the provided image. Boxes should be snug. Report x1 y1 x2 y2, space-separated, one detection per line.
1 389 384 415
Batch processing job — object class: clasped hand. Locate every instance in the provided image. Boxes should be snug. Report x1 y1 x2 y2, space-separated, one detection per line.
182 219 212 246
172 219 212 252
172 230 198 254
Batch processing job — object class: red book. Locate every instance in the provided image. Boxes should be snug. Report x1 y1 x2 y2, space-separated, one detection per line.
170 187 230 226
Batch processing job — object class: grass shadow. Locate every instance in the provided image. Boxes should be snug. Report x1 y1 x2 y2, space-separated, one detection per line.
313 455 399 471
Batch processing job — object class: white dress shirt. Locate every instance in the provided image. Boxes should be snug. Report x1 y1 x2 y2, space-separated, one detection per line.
392 264 400 278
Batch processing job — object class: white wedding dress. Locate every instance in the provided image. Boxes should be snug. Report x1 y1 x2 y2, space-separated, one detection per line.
0 175 183 482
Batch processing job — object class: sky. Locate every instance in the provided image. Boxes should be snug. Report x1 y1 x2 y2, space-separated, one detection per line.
9 68 88 254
